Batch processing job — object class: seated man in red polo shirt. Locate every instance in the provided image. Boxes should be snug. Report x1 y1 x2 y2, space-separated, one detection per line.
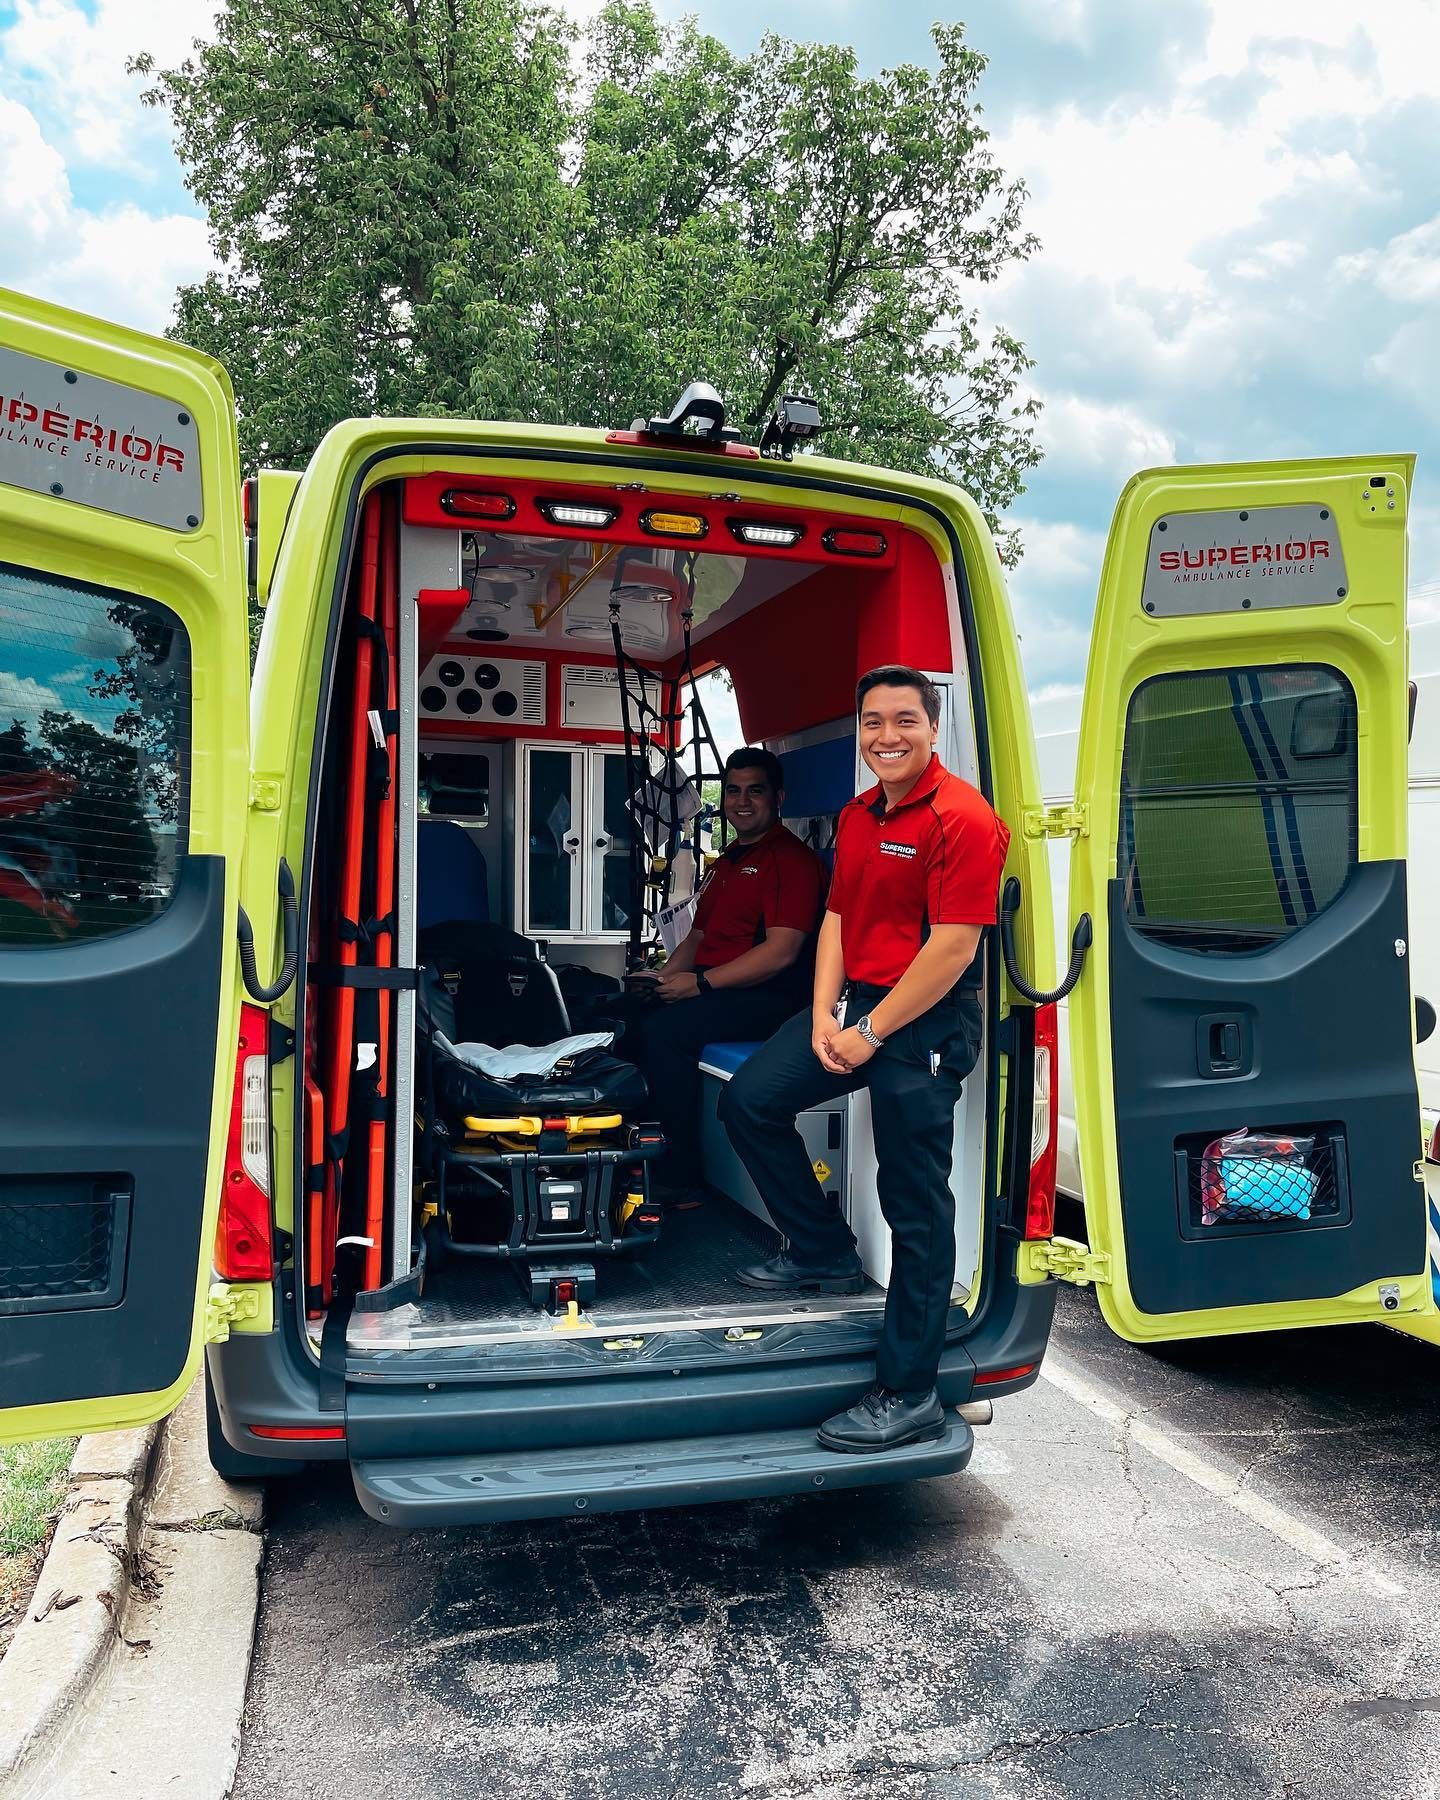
627 746 826 1200
719 665 1010 1454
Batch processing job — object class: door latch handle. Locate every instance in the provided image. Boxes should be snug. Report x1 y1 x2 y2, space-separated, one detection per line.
1197 1011 1250 1077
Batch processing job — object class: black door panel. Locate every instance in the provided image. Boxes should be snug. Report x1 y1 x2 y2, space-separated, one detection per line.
0 856 226 1407
1108 861 1422 1315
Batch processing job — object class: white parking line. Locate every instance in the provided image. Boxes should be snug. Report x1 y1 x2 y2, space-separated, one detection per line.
1039 1354 1403 1597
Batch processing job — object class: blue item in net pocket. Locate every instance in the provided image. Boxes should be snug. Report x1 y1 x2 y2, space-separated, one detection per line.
1201 1129 1317 1225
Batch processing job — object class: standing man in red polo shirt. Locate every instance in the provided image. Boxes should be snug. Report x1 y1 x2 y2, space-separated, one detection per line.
627 746 826 1200
721 666 1010 1453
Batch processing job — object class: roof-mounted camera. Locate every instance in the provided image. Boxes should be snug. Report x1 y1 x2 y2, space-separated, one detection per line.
759 393 822 461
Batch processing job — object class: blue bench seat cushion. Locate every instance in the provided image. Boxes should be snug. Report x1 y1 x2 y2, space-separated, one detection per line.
698 1041 763 1081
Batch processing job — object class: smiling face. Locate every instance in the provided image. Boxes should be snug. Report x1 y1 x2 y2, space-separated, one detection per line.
722 766 780 843
858 683 939 797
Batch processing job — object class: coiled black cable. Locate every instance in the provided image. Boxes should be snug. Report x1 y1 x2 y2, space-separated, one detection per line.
998 875 1092 1006
237 857 299 1003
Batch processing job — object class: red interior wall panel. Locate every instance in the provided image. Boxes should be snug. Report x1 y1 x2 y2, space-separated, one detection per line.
855 528 952 677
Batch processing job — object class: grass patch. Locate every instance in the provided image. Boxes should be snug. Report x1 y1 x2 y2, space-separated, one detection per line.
1 1439 77 1638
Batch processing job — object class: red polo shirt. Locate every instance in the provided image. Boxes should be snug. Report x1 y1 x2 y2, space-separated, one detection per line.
827 755 1010 988
691 823 827 971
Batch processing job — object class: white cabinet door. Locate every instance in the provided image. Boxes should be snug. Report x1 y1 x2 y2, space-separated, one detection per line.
586 746 637 937
521 745 583 935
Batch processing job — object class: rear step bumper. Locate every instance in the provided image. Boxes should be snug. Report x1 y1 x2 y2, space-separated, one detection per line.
352 1417 974 1526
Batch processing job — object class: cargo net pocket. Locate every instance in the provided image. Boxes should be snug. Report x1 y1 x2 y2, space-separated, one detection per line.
0 1194 118 1306
1197 1129 1336 1227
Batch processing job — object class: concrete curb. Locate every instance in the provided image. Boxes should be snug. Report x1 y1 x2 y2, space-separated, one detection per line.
0 1422 162 1787
0 1384 266 1799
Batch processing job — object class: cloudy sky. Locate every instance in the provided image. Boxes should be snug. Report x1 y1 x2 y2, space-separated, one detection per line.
2 0 1437 698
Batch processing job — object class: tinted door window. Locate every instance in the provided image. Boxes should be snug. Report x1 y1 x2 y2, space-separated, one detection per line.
1119 665 1357 953
0 564 190 946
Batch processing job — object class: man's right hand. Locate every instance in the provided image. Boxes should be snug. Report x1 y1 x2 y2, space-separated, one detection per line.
812 1011 849 1074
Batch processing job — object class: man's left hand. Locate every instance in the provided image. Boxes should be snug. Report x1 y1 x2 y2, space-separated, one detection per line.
655 968 701 1003
826 1026 877 1071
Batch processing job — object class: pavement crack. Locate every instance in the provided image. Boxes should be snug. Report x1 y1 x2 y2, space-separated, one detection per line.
151 1509 262 1536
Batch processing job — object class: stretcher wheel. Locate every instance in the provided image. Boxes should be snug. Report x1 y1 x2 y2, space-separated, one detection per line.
421 1217 450 1276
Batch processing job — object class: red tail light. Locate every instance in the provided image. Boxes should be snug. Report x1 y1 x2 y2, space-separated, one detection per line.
247 1425 345 1441
1024 1003 1059 1239
975 1361 1037 1387
216 1003 274 1281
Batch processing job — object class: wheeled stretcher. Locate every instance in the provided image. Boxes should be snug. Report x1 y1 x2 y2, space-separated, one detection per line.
416 922 665 1299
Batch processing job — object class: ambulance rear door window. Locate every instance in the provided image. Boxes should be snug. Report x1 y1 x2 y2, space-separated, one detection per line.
1118 664 1357 954
0 562 191 946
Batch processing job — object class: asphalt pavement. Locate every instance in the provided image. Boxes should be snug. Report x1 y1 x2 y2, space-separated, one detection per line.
232 1287 1440 1799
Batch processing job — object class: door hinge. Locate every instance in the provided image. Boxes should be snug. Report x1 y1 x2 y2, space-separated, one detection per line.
1020 1236 1112 1288
249 775 283 812
204 1282 263 1344
1022 802 1088 840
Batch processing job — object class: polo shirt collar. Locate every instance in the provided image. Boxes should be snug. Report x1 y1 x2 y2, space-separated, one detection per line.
724 821 784 859
862 752 944 817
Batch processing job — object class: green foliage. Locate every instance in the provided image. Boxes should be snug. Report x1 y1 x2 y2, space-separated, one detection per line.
0 1438 74 1561
134 1 1041 558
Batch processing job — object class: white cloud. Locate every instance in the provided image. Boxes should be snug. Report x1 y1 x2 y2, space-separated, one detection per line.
0 672 63 730
1029 392 1175 481
1339 214 1440 306
1006 517 1107 690
0 72 212 334
0 93 70 253
1 0 219 174
1369 320 1440 426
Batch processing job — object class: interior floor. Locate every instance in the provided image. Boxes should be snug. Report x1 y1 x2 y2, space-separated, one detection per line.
346 1190 887 1351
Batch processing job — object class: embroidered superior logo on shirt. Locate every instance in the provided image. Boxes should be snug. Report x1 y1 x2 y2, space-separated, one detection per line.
878 841 917 858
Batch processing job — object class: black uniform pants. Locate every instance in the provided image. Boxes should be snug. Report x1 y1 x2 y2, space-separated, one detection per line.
718 984 982 1395
620 980 808 1184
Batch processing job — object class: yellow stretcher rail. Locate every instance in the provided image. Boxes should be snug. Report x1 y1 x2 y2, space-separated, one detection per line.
461 1113 624 1139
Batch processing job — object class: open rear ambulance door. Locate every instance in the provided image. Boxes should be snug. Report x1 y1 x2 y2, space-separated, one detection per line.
1067 455 1427 1342
0 289 249 1441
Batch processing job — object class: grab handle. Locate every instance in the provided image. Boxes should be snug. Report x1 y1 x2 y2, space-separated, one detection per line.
237 857 299 1003
999 876 1091 1007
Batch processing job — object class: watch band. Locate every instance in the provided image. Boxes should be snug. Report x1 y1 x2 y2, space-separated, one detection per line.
856 1012 884 1049
695 967 712 995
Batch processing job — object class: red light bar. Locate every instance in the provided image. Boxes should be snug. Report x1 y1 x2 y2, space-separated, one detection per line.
440 489 517 521
973 1362 1038 1387
823 527 887 558
241 475 257 537
248 1424 347 1441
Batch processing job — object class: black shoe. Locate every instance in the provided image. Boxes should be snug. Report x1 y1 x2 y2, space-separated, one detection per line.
817 1385 946 1454
734 1247 865 1295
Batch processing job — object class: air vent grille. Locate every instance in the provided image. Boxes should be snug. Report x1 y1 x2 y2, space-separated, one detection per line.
418 656 546 726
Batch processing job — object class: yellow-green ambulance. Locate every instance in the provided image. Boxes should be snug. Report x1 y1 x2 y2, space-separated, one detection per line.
0 289 1427 1526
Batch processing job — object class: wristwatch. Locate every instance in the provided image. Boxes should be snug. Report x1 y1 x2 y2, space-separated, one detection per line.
695 968 712 995
855 1013 884 1049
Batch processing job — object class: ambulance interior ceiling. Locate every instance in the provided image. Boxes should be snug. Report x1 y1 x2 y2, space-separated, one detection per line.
418 509 954 743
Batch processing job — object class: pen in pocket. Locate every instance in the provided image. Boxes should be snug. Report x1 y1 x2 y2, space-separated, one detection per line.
928 1051 940 1077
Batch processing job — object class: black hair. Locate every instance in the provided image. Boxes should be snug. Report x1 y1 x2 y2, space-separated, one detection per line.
722 746 784 795
855 664 941 727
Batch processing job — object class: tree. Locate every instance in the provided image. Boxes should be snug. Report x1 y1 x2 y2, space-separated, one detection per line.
136 1 1041 557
